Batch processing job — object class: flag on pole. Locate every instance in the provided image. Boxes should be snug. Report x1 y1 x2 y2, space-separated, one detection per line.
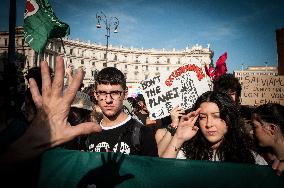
24 0 70 53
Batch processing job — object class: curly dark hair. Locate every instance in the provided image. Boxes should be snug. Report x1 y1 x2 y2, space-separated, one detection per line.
182 91 255 164
253 103 284 135
94 67 126 90
213 73 242 104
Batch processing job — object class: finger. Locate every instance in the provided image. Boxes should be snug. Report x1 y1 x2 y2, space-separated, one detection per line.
276 162 284 176
180 115 189 122
194 108 202 115
40 61 52 98
192 126 199 131
51 56 65 97
69 122 102 138
192 114 199 124
63 67 84 104
272 159 280 170
171 105 179 112
29 78 43 109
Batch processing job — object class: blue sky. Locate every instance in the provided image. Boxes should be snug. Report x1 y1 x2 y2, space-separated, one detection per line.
1 0 284 72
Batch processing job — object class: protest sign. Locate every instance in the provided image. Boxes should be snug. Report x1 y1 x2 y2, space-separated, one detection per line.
240 75 284 106
140 60 210 119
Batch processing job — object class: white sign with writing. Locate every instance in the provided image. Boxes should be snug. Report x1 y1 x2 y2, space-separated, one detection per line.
140 61 210 120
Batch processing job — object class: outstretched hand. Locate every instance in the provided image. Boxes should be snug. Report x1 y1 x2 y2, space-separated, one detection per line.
27 56 101 149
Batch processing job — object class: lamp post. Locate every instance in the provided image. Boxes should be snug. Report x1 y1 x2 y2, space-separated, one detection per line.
96 11 119 64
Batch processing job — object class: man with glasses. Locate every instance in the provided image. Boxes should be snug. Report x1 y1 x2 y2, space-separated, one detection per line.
86 67 158 156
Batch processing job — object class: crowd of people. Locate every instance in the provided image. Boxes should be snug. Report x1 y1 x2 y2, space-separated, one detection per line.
0 56 284 187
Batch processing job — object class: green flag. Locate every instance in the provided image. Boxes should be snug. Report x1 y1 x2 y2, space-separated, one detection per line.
24 0 70 53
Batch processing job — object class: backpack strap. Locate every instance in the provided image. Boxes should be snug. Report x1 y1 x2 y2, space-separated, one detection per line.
130 119 143 152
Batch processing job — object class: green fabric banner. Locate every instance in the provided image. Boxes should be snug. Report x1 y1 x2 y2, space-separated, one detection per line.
38 148 284 188
24 0 70 53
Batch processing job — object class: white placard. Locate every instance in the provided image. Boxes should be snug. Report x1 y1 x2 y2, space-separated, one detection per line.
140 61 210 119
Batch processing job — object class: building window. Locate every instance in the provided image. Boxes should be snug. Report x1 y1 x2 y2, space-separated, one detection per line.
114 64 117 68
103 63 107 67
135 66 138 70
146 66 148 71
70 59 72 64
81 60 84 65
70 49 73 55
156 67 159 71
104 53 107 60
177 58 180 64
4 38 8 46
145 75 148 79
92 62 95 66
146 58 148 63
167 58 170 63
125 64 127 69
114 55 117 61
22 39 25 46
167 67 170 71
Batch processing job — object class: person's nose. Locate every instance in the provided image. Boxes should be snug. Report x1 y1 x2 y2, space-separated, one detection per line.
206 116 213 128
104 93 114 103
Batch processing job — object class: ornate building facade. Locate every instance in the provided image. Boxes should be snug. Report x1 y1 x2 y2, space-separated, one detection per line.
1 27 213 90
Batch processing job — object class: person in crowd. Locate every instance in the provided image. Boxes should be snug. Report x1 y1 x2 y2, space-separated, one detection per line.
213 73 254 140
213 73 241 104
162 91 267 165
0 56 102 169
85 67 158 156
252 103 284 175
62 91 95 150
134 94 162 131
155 105 185 156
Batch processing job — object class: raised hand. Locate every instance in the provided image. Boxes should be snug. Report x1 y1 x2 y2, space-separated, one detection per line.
170 105 185 128
174 108 201 142
27 56 101 149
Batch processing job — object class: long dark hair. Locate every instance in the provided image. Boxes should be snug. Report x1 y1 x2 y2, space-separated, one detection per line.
253 103 284 135
182 91 255 164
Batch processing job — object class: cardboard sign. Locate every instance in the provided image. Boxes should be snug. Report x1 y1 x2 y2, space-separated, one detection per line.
140 61 210 120
240 75 284 106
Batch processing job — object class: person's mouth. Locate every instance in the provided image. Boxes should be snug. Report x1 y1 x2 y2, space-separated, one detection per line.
207 131 217 136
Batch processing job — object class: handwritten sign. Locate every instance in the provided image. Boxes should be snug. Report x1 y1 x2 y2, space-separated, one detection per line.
140 61 210 120
240 75 284 106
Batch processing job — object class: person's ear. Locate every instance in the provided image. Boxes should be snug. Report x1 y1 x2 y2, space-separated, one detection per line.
268 124 279 136
124 88 128 99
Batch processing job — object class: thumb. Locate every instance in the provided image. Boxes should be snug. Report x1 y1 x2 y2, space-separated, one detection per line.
70 122 102 138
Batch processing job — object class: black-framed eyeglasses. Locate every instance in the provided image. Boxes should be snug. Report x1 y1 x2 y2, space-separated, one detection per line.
95 90 124 100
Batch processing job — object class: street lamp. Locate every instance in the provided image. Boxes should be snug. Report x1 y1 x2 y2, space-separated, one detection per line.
96 11 119 64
